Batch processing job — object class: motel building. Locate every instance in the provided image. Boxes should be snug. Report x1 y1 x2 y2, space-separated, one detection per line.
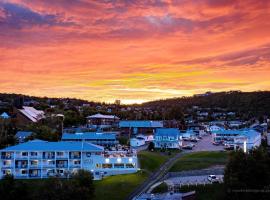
212 129 261 150
0 140 138 180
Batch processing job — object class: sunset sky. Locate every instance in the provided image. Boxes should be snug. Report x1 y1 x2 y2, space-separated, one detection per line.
0 0 270 104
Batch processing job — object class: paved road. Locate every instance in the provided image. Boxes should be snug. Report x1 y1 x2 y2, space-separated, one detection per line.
126 151 188 200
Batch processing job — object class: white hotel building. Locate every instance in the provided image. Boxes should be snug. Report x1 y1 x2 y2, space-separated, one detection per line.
0 140 138 180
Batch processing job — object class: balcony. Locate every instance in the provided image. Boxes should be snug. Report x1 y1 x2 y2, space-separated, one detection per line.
15 164 28 169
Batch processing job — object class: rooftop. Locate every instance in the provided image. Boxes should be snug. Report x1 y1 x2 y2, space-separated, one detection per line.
19 106 45 122
155 128 180 137
119 120 163 128
86 113 119 119
62 132 117 140
1 140 104 152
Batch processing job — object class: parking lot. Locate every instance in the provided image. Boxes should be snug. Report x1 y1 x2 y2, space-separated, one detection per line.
183 134 224 152
165 174 224 186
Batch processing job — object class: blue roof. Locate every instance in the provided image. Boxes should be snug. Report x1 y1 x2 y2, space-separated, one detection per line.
119 120 163 128
155 128 180 137
1 140 104 152
15 131 33 138
62 132 116 140
214 129 261 139
0 112 10 119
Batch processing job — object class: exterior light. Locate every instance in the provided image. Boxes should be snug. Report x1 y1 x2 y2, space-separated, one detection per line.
105 158 110 163
91 169 94 172
117 158 121 163
128 158 133 163
243 140 247 153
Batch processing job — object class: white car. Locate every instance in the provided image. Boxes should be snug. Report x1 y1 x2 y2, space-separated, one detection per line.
208 175 219 183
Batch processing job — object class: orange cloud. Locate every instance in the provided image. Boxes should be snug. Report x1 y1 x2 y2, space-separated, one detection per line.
0 0 270 103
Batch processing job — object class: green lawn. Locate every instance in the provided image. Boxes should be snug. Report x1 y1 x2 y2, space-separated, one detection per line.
152 182 168 194
169 151 228 172
138 150 174 172
94 150 175 200
180 184 225 200
94 171 148 200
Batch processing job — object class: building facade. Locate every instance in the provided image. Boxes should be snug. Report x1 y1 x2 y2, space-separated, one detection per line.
154 128 182 149
119 120 163 135
61 132 119 147
0 140 138 180
212 129 261 150
86 113 120 130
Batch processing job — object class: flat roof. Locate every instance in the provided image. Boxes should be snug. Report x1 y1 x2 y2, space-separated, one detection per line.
119 120 163 128
62 132 116 140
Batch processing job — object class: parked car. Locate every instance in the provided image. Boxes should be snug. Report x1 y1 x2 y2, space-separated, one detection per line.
182 144 193 150
190 138 199 142
208 175 219 183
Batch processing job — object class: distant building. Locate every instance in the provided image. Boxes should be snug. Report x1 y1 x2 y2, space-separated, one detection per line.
0 112 10 119
86 113 120 130
130 137 145 147
15 131 33 143
154 128 182 149
61 132 119 147
13 106 45 126
212 129 261 150
119 120 163 135
0 140 138 180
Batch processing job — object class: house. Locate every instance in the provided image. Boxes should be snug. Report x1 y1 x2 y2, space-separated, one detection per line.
86 113 120 130
15 131 33 143
212 129 261 150
119 120 163 135
154 128 182 149
130 137 145 147
0 140 138 180
0 112 10 119
61 132 119 147
13 106 45 126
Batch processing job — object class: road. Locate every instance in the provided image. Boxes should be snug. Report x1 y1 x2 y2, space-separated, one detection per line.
126 151 188 200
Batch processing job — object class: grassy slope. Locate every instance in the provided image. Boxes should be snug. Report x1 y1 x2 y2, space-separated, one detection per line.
94 150 173 200
152 182 168 194
169 151 228 172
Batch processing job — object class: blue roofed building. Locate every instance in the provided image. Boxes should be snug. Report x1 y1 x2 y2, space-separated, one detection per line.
154 128 182 149
0 112 10 119
0 140 138 180
212 129 261 150
61 132 119 147
119 120 163 135
15 131 33 143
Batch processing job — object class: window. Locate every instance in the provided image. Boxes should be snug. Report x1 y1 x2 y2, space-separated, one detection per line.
21 169 27 175
57 152 64 156
3 160 11 166
114 163 124 168
22 152 28 156
126 163 135 168
96 164 102 168
74 160 80 165
30 152 38 156
102 164 112 168
31 160 38 166
86 152 91 157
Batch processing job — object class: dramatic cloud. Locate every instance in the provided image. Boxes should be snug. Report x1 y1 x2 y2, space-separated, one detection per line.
0 0 270 103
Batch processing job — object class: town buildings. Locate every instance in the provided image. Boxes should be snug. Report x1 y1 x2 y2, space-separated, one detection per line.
13 106 45 126
0 140 138 180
